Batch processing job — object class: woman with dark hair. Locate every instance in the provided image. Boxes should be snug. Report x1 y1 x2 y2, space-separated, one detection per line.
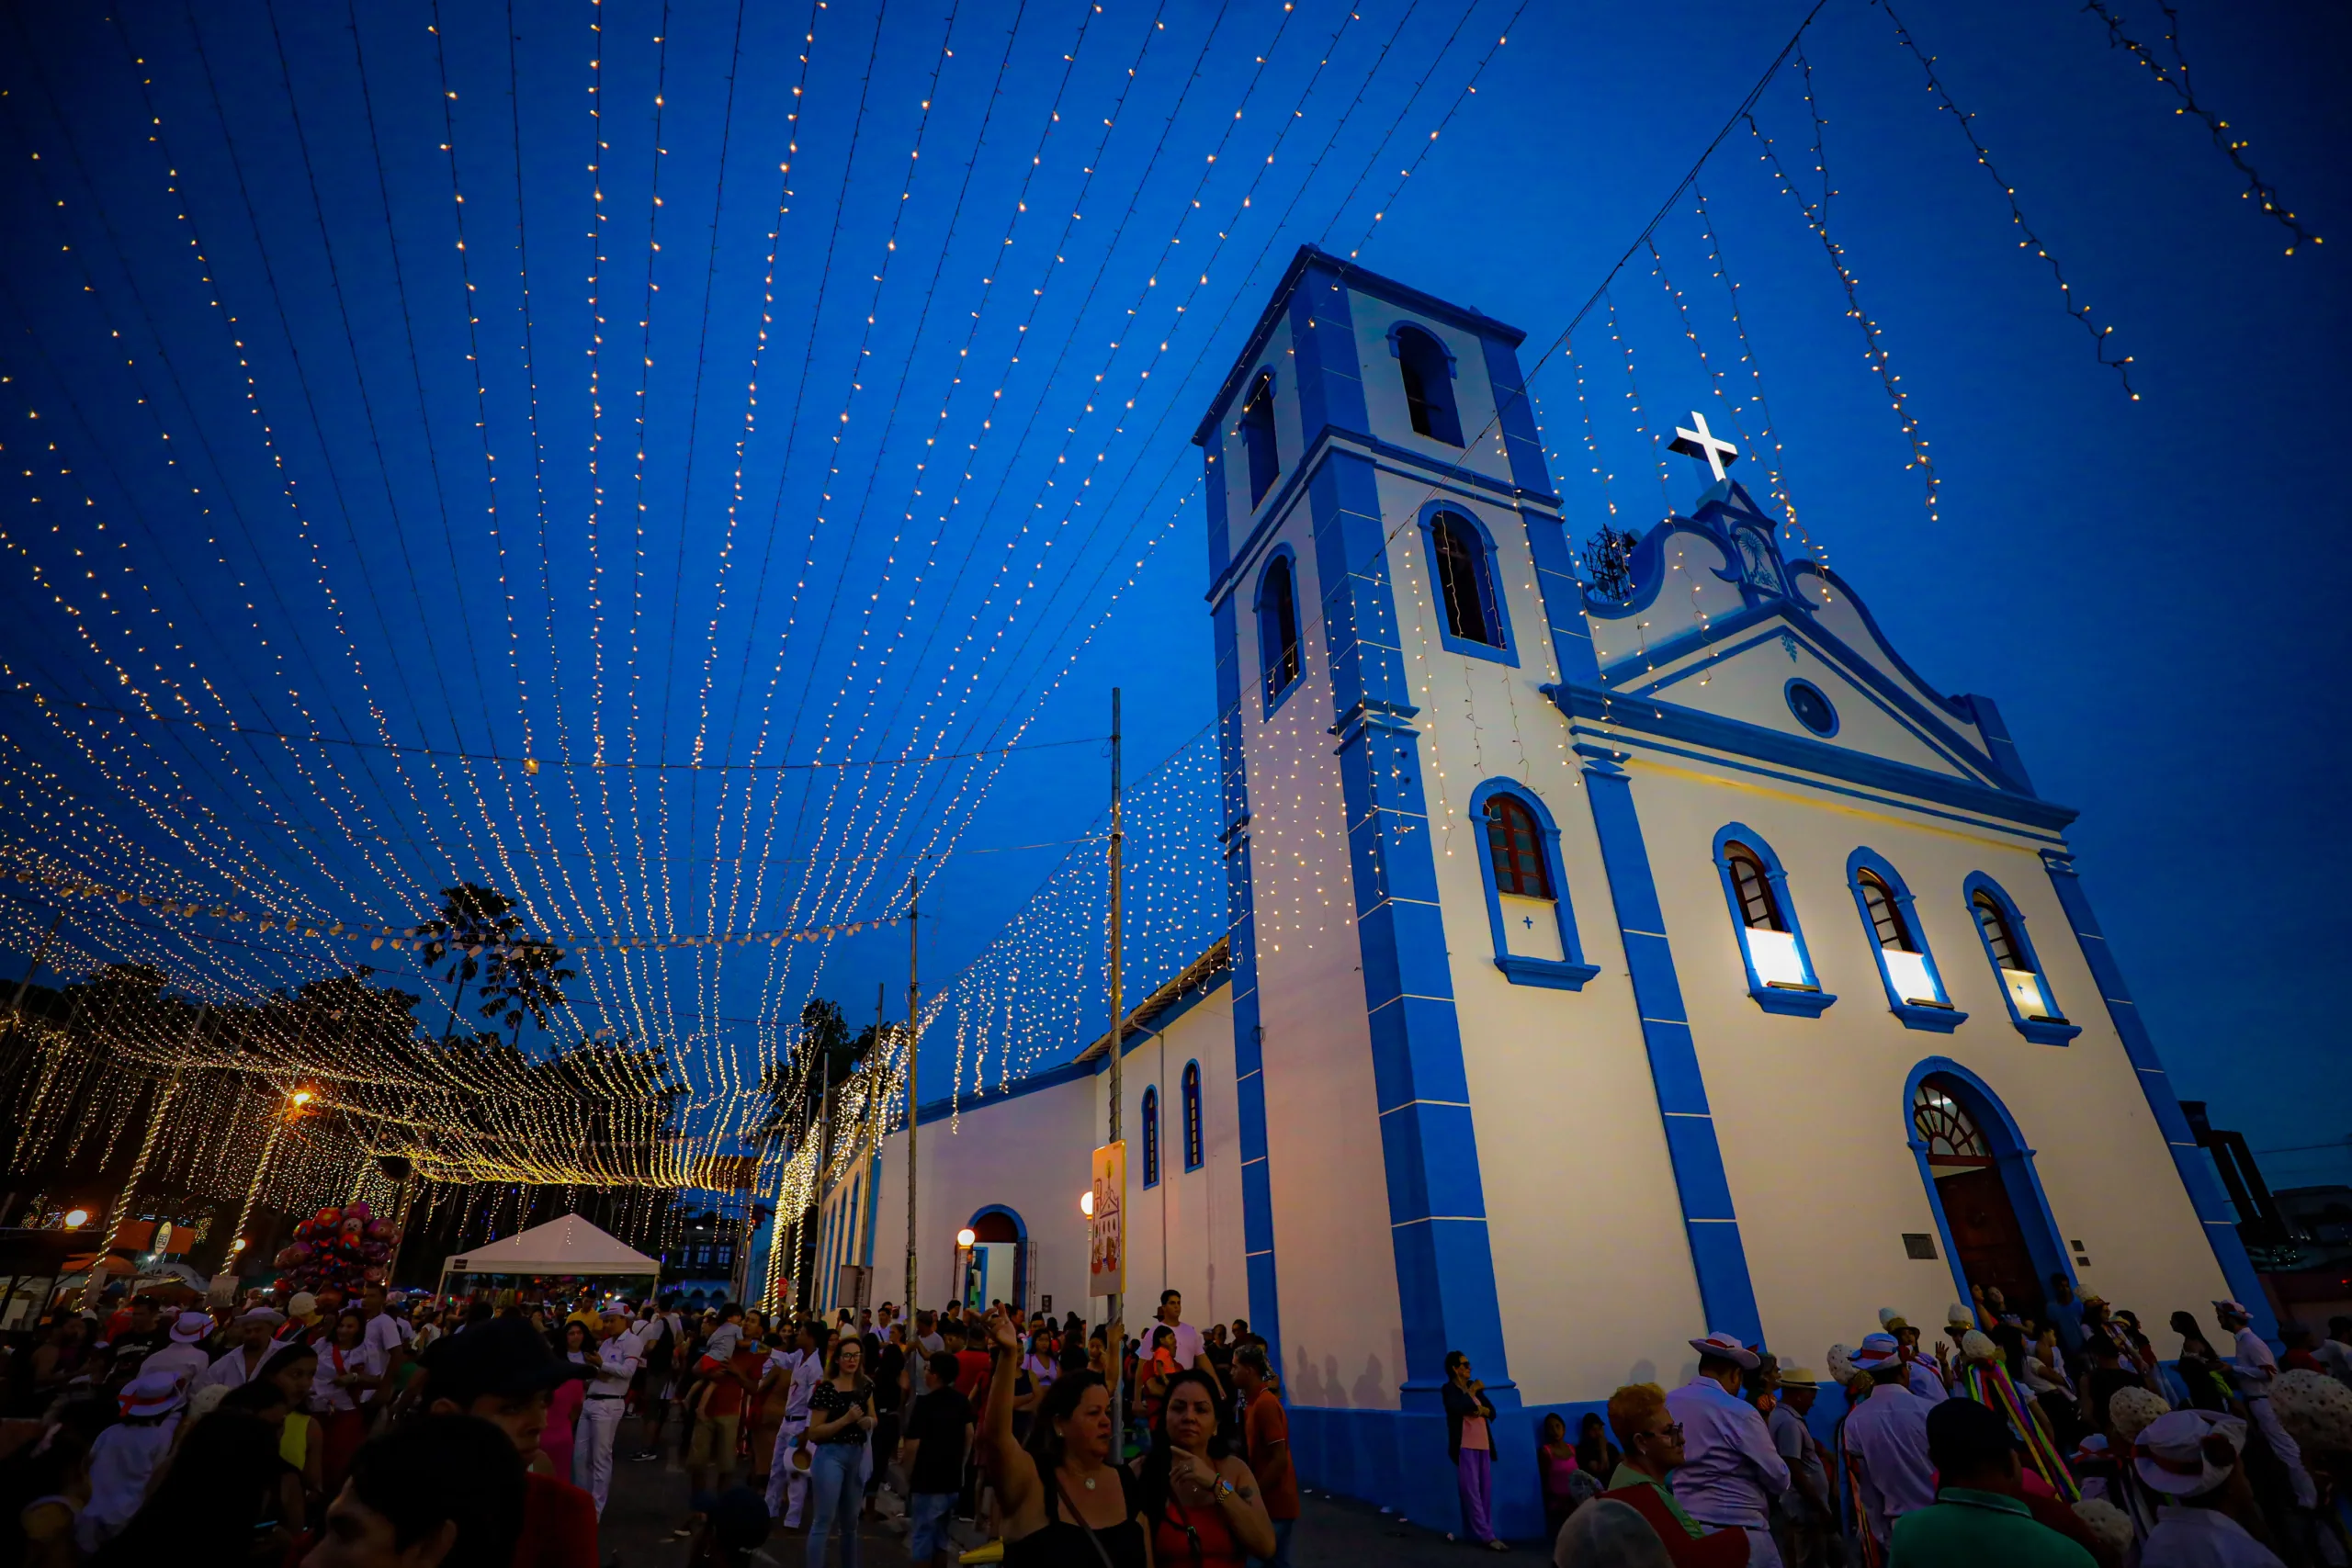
2171 1310 2242 1413
978 1307 1150 1568
543 1320 591 1483
1536 1412 1583 1540
1135 1368 1273 1568
1573 1412 1621 1478
260 1339 322 1511
311 1308 383 1492
91 1409 291 1566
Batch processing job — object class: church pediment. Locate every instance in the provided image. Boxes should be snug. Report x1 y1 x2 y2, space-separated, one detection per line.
1581 482 2034 798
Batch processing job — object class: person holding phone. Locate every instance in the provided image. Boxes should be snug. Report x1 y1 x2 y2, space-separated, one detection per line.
803 1334 877 1568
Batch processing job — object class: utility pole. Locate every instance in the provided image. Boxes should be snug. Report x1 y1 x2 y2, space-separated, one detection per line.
1106 687 1125 1448
905 872 920 1314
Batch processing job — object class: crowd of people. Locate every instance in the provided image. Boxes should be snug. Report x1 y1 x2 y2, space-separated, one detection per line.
10 1265 2352 1568
0 1275 1297 1568
1539 1280 2352 1568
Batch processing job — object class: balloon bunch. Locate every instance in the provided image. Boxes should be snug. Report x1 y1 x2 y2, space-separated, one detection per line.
272 1201 399 1294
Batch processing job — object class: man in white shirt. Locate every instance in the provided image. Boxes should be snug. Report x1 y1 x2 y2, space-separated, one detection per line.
1663 1331 1790 1567
1841 1336 1938 1554
2215 1299 2317 1510
574 1305 642 1517
1155 1290 1206 1379
763 1323 826 1528
198 1308 287 1391
140 1311 215 1387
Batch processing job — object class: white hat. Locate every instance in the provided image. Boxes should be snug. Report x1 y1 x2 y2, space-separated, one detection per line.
119 1369 187 1420
236 1307 287 1327
1877 1307 1910 1332
2134 1409 2246 1496
2109 1386 2169 1444
170 1312 210 1344
1824 1344 1858 1382
1688 1331 1759 1370
288 1292 318 1317
1960 1330 2000 1362
1946 1303 1974 1327
2213 1299 2251 1320
1851 1333 1902 1371
1776 1366 1821 1388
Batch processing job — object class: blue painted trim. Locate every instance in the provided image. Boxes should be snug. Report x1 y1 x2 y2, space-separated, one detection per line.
1288 1401 1596 1542
1204 424 1561 611
1254 545 1305 718
1182 1059 1204 1172
1902 1058 2077 1316
1784 558 1980 728
1141 1085 1162 1189
1710 823 1838 1018
1581 755 1762 1345
1215 548 1285 1379
1961 872 2082 1045
1192 245 1526 449
967 1201 1027 1240
1552 682 2078 833
1784 677 1839 738
1465 777 1600 990
1845 847 1967 1032
1416 502 1519 667
1309 444 1515 1410
2038 850 2277 1340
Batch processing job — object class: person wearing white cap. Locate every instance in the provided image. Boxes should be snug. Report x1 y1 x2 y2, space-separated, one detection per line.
140 1308 214 1385
198 1306 288 1390
573 1303 643 1517
1839 1333 1937 1553
2211 1299 2318 1513
2133 1408 2286 1566
1662 1331 1790 1565
76 1369 187 1551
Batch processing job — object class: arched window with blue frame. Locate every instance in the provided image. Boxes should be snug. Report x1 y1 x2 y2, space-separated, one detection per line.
1963 874 2081 1045
1256 548 1303 713
1182 1061 1204 1172
1238 372 1280 506
1846 848 1965 1032
1391 322 1464 445
1712 824 1836 1017
1140 1086 1160 1188
1419 505 1516 664
1471 780 1600 989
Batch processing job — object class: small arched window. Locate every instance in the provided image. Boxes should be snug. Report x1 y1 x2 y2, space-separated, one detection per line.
1484 795 1552 898
1140 1086 1160 1189
1972 890 2024 971
1394 324 1463 445
1725 842 1784 931
1430 512 1501 648
1859 871 1916 952
1239 372 1279 506
1912 1079 1993 1166
1257 553 1302 706
1182 1061 1204 1171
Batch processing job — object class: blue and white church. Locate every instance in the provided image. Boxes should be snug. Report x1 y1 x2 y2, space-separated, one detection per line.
817 246 2269 1536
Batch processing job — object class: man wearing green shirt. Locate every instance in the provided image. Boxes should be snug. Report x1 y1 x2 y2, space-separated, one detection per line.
1892 1398 2096 1568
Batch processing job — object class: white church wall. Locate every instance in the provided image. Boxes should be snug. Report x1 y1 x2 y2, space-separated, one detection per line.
1371 468 1713 1401
1790 570 1991 759
859 1065 1101 1321
1092 989 1251 1335
1234 502 1411 1414
1624 759 2229 1371
1586 529 1747 671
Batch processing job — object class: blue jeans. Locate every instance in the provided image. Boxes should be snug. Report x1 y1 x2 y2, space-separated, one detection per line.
806 1442 865 1568
907 1493 958 1563
1248 1517 1295 1568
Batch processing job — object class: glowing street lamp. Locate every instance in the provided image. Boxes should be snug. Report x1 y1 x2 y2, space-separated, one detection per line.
62 1208 89 1230
955 1227 977 1248
1080 1190 1094 1218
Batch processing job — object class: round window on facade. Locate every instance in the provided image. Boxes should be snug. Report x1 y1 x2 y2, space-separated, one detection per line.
1785 679 1838 737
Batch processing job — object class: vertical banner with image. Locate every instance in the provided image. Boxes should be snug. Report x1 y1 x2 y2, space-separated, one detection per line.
1089 1140 1125 1298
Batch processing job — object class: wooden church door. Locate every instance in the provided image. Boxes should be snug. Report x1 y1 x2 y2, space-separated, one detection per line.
1935 1167 2043 1322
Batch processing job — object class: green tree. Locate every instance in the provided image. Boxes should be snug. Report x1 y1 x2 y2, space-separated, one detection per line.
413 884 521 1043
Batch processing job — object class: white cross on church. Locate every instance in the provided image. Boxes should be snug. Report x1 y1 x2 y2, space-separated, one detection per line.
1669 410 1740 484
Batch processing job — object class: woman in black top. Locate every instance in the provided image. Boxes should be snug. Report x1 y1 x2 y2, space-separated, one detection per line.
804 1337 877 1568
979 1306 1150 1568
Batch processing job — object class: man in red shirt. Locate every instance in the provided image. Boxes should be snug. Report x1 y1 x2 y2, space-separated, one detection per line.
418 1315 599 1567
944 1319 991 1404
1235 1346 1298 1568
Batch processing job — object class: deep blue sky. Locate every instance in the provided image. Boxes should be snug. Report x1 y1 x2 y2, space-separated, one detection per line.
1 0 2344 1183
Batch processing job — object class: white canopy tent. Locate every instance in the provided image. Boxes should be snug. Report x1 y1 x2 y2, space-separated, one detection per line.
435 1213 661 1297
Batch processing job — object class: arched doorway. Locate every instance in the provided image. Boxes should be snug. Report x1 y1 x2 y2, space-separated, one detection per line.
1905 1063 2072 1325
961 1205 1027 1313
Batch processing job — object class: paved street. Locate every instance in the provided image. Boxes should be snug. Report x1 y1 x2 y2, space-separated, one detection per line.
594 1429 1493 1568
